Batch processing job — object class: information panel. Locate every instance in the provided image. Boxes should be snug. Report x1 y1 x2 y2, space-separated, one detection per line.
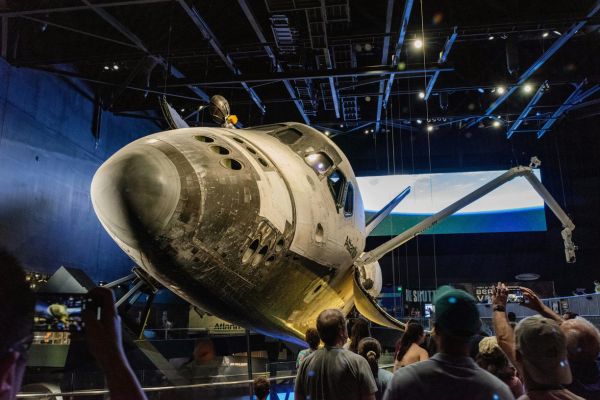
357 170 546 236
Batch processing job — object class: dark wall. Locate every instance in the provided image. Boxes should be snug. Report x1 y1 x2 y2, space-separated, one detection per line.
0 60 159 282
335 115 600 295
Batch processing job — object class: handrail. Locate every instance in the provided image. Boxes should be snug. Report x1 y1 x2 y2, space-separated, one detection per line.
17 374 297 398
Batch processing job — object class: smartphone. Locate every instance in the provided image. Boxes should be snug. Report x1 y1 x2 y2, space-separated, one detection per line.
506 286 524 304
34 293 92 332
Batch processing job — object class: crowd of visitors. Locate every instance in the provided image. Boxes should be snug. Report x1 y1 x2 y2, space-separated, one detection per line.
2 244 600 400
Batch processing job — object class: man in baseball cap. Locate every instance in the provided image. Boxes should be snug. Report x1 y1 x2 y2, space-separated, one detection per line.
383 286 514 400
515 315 582 399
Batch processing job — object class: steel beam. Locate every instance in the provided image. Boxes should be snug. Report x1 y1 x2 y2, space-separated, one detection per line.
176 0 264 113
1 16 7 59
81 0 210 102
506 81 548 139
329 77 341 118
382 0 414 109
169 66 450 87
536 81 586 138
237 0 308 124
466 0 600 129
375 0 396 133
424 28 457 101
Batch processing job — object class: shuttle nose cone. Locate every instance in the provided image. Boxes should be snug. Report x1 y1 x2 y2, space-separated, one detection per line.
91 144 181 247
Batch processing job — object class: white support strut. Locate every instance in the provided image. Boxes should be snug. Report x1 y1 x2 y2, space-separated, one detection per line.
358 163 576 266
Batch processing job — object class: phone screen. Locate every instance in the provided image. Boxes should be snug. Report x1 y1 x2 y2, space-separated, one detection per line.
34 293 90 332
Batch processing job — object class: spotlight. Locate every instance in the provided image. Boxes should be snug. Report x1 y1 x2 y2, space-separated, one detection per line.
427 125 434 132
488 35 495 40
542 31 549 38
324 130 330 136
553 30 561 36
477 88 485 94
113 64 119 70
370 129 374 133
492 120 501 128
103 66 109 70
416 119 423 124
365 96 371 102
364 43 373 52
523 84 533 93
418 91 425 99
180 108 185 112
496 86 506 95
364 129 369 134
414 39 423 49
339 124 344 128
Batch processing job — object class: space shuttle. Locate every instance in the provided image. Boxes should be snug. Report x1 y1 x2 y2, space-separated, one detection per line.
91 96 577 344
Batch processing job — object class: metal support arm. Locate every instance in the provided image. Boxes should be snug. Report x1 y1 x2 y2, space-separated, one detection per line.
358 160 576 265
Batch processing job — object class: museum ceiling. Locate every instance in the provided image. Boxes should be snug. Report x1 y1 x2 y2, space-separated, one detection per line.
1 0 600 135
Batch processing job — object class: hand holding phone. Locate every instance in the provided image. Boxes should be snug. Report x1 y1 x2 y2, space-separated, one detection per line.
34 293 90 332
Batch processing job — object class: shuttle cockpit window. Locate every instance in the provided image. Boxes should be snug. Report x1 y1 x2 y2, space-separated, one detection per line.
304 152 334 175
274 128 303 144
327 169 346 207
344 183 354 217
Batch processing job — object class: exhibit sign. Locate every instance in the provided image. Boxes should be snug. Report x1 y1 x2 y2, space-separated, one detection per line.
357 169 547 236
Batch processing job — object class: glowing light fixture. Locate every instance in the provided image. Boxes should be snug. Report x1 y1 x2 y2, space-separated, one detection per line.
542 32 549 38
488 35 495 40
113 64 119 70
324 130 330 136
418 91 425 99
492 120 501 128
523 84 533 94
414 39 423 49
427 125 434 132
416 119 423 124
496 86 506 95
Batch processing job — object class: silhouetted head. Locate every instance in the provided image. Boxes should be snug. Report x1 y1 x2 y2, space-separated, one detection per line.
358 337 382 375
317 309 347 347
305 327 320 350
560 317 600 363
349 318 370 353
0 248 35 400
253 376 270 400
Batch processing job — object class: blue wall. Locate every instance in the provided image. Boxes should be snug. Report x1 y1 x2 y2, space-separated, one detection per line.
0 60 159 282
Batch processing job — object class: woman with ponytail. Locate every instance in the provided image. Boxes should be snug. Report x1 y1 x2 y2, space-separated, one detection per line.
393 323 428 371
358 337 392 400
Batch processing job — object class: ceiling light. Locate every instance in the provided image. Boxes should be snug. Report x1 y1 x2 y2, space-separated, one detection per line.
488 35 495 40
553 30 561 36
416 119 422 124
180 108 185 112
427 125 434 132
414 39 423 49
370 129 374 133
113 64 119 70
496 86 506 95
364 129 369 134
339 124 344 128
523 84 533 93
492 120 501 128
542 31 549 38
477 88 485 93
364 43 373 51
418 91 425 99
103 65 109 70
365 96 371 102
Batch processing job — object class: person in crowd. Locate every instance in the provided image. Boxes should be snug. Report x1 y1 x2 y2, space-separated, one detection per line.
0 248 147 400
253 376 270 400
496 284 600 399
393 323 428 371
423 328 438 357
563 312 579 321
561 317 600 399
358 337 393 400
469 318 491 358
475 336 524 398
508 312 518 329
492 283 583 399
383 286 514 399
346 317 370 353
296 327 320 369
295 309 377 400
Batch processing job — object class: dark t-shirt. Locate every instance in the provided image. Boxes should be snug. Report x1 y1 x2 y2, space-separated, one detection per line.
382 353 514 400
566 360 600 400
295 346 378 400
